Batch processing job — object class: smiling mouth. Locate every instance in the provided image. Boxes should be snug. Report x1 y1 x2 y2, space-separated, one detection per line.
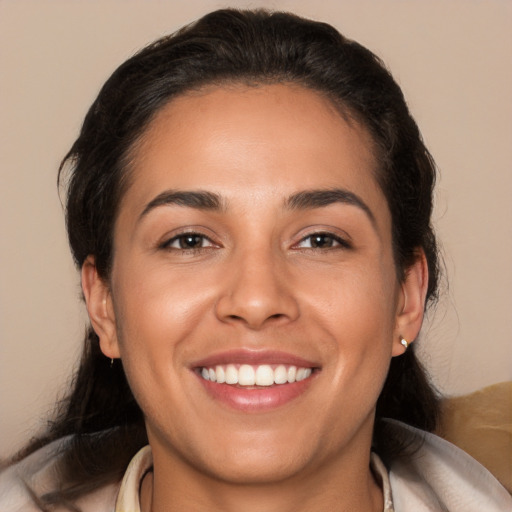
197 364 314 387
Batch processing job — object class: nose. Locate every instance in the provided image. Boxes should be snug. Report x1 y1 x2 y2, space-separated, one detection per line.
215 248 300 330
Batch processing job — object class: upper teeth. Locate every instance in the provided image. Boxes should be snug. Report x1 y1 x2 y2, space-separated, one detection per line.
200 364 312 386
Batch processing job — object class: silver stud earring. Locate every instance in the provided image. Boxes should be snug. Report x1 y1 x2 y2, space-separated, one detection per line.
400 337 409 350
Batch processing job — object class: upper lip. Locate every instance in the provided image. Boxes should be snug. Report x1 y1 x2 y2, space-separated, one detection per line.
191 349 320 369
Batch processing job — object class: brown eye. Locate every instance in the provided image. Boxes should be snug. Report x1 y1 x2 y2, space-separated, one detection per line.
296 232 351 250
178 234 205 249
164 233 215 250
309 234 335 248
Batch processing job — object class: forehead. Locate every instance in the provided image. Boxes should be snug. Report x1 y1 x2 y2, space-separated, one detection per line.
123 84 388 225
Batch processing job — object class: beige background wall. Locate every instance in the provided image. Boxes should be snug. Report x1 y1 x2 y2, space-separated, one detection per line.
1 0 511 459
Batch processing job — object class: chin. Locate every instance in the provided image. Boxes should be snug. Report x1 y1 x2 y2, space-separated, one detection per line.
201 450 311 485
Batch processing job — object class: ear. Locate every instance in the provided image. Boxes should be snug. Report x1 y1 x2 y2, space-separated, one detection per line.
81 256 120 359
392 250 429 356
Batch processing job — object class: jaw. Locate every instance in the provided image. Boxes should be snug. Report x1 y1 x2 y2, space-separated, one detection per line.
146 406 380 512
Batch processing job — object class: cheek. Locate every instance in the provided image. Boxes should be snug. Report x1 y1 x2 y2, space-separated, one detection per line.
108 264 207 398
109 266 208 427
112 260 213 342
302 257 399 333
305 263 398 390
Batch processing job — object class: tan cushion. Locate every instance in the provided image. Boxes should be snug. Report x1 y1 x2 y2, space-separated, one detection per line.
437 381 512 493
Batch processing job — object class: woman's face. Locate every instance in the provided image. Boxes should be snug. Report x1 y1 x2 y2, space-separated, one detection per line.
84 84 425 483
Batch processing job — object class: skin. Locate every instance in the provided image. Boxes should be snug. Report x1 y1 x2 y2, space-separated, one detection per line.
82 84 428 512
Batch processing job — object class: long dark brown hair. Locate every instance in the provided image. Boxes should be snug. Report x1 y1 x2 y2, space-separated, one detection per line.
11 8 440 508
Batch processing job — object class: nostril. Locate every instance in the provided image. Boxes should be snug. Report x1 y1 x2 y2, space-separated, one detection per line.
224 312 286 328
227 313 282 320
215 287 300 329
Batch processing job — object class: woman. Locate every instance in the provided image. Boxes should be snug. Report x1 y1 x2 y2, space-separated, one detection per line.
1 8 510 512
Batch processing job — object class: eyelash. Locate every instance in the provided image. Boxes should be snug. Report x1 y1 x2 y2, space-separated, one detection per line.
160 232 217 252
294 232 352 251
160 230 351 253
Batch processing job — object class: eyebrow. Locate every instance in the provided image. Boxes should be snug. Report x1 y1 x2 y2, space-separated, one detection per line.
286 188 376 227
139 190 223 220
139 187 376 227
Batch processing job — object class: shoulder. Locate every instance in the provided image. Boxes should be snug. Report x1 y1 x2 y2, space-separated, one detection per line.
384 420 512 512
0 437 118 512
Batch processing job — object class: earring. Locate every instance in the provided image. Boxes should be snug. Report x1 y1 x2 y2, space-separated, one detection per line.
400 337 409 350
110 358 114 368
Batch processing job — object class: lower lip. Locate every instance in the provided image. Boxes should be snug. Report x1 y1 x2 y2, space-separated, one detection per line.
195 373 316 412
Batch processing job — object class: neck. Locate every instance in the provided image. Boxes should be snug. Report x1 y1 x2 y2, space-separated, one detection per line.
143 438 383 512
